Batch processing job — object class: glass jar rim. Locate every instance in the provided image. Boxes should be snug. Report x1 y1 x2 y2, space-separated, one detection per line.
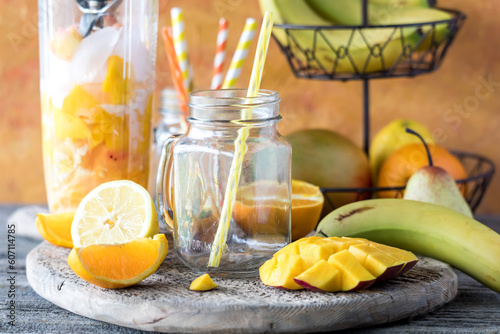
187 89 280 122
188 89 280 109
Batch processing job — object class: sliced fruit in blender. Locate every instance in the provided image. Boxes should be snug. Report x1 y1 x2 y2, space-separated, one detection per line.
102 55 135 105
62 85 99 117
50 26 83 61
54 113 90 140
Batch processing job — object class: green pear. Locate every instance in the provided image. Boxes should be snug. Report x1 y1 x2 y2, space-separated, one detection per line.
403 129 473 218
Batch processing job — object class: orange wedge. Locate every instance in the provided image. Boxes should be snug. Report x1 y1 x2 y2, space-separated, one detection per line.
291 180 324 241
36 212 75 248
68 234 168 289
233 180 324 240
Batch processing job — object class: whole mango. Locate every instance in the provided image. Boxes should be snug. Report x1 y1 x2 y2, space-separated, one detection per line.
288 129 371 216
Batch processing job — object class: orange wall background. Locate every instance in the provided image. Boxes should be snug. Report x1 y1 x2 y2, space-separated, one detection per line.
1 0 499 214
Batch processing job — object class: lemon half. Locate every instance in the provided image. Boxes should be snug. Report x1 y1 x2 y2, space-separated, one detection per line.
71 180 158 247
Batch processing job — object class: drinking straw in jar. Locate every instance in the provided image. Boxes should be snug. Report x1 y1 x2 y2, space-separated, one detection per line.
211 18 228 90
222 18 258 89
171 7 194 93
161 26 188 117
209 11 274 267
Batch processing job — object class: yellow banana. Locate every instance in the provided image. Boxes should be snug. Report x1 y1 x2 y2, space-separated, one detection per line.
258 0 421 74
315 199 500 293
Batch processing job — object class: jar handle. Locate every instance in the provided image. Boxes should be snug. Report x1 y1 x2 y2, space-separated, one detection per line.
156 134 181 231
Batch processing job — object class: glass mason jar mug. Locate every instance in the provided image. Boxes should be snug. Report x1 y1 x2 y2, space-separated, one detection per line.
157 89 292 276
38 0 158 213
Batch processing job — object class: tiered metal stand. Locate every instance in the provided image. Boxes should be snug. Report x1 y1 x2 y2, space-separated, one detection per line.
272 3 495 211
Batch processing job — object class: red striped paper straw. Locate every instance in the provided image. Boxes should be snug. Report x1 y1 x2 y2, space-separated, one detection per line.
161 26 188 116
211 18 228 90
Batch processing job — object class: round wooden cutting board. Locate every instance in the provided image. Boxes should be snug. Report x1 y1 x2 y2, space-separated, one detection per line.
27 240 458 333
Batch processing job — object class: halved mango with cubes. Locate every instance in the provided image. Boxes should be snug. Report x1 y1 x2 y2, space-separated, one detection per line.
259 236 418 292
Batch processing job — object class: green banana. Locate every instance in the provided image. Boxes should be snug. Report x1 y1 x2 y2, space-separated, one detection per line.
307 0 451 49
258 0 421 74
307 0 449 26
315 199 500 293
370 0 431 7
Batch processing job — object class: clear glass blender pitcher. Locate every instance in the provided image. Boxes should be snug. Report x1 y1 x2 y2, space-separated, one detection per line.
38 0 158 213
157 89 292 277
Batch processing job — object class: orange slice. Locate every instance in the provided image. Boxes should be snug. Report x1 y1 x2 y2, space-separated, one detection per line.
291 180 324 241
36 212 75 248
68 234 168 289
233 180 324 240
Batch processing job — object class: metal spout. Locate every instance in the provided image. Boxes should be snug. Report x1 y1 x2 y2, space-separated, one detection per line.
76 0 121 37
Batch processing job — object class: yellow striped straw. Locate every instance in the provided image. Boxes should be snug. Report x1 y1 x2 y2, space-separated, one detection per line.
209 11 274 268
221 18 258 89
171 7 193 93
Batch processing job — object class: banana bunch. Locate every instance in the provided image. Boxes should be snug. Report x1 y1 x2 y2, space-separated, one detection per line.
258 0 452 74
315 199 500 293
307 0 450 26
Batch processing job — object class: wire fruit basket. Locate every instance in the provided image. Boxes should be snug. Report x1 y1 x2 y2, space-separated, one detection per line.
272 8 466 81
271 5 495 213
320 151 495 213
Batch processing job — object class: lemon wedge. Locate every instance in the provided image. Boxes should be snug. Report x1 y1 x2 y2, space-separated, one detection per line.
71 180 158 247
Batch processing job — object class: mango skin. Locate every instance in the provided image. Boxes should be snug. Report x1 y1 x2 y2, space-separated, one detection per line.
288 129 371 215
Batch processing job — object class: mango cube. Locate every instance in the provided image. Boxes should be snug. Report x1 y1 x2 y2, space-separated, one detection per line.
298 238 336 268
348 244 405 281
260 254 305 290
369 242 418 276
327 236 368 252
190 274 217 291
328 250 376 291
294 259 341 292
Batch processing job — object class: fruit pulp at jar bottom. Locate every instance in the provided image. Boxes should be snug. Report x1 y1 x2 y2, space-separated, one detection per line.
41 82 153 214
175 230 287 277
174 205 289 276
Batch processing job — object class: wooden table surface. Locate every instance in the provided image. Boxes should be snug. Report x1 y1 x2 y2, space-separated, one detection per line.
1 204 499 334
